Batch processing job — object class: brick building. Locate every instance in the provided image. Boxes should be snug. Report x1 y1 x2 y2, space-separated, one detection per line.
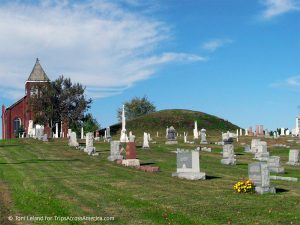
2 59 68 139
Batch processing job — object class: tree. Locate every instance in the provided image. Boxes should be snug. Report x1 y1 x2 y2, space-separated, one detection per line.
29 75 92 135
117 96 156 121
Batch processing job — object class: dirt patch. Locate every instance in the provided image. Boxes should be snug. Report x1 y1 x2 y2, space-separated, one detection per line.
0 181 15 225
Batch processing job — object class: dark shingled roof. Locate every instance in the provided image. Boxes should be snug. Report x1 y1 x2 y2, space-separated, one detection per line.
27 58 50 81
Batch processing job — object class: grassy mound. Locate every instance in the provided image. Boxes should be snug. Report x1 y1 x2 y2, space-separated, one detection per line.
106 109 239 136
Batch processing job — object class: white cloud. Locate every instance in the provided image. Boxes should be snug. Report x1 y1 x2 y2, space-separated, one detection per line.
270 76 300 90
201 39 233 52
260 0 300 19
0 0 204 101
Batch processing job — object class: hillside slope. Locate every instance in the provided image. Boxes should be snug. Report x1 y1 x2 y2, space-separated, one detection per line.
104 109 239 135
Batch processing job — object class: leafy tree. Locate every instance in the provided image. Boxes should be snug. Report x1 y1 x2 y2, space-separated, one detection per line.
117 96 156 121
82 113 100 133
29 75 92 136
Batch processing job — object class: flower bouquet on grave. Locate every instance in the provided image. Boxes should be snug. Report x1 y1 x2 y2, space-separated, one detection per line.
234 179 255 193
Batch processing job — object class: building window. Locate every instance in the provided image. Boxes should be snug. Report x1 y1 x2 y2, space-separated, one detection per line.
13 118 21 135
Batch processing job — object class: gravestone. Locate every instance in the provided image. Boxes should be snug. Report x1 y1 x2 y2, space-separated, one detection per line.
142 132 150 149
287 149 300 166
172 149 206 180
254 141 269 161
122 142 140 166
200 129 208 144
267 156 285 173
84 132 98 156
221 144 236 165
244 144 251 153
165 126 178 144
108 141 123 161
106 127 111 142
69 132 79 147
129 132 135 142
42 134 48 142
251 139 261 153
67 129 72 138
193 121 199 139
248 162 276 194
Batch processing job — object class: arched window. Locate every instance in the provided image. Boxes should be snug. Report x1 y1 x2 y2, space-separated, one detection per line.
13 118 21 135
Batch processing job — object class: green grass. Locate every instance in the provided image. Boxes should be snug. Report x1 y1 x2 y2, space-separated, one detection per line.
0 137 299 225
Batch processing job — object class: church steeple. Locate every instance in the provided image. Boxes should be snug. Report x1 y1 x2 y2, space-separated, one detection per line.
27 58 50 82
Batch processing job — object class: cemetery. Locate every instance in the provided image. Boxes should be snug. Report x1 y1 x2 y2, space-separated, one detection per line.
0 109 300 225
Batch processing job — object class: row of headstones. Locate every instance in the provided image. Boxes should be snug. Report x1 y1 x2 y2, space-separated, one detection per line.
68 131 98 156
173 148 297 194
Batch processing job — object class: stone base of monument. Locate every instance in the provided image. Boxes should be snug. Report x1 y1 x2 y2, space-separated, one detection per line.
254 153 270 161
255 186 276 194
269 167 285 173
286 162 300 166
107 155 123 161
200 141 208 144
172 172 206 180
122 159 140 167
221 158 236 165
137 165 160 172
165 141 178 145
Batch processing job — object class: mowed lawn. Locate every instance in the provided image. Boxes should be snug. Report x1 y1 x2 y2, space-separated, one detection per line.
0 137 299 225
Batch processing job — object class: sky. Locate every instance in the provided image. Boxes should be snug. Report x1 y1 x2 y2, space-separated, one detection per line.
0 0 299 134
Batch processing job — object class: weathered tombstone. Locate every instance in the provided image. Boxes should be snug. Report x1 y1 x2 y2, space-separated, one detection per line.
200 128 208 144
28 120 34 137
254 141 269 161
267 156 284 173
142 132 150 149
108 141 123 161
287 149 300 166
35 125 44 140
221 143 236 165
165 126 178 144
42 134 48 142
67 129 72 138
251 139 261 153
84 132 98 156
69 132 79 147
122 142 140 166
129 132 135 142
172 149 206 180
54 123 59 138
248 162 276 194
81 127 84 139
244 144 251 153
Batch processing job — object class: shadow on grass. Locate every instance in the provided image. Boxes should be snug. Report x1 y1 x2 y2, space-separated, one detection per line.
276 188 289 193
140 162 155 166
0 159 81 165
235 153 244 156
0 145 22 148
206 175 221 180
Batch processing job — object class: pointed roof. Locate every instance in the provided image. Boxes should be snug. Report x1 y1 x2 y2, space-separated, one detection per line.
27 58 50 82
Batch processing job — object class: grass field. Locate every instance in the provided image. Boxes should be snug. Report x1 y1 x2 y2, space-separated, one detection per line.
0 136 299 225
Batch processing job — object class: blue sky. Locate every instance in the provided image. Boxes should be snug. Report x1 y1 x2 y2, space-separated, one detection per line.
0 0 300 134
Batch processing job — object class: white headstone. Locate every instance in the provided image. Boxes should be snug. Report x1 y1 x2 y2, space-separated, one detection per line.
221 144 236 165
193 121 199 139
108 141 123 161
69 132 79 147
267 156 284 173
120 105 129 143
287 149 300 166
143 132 150 149
248 162 275 194
172 149 206 180
200 129 208 144
84 132 97 156
81 127 84 139
254 141 270 161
